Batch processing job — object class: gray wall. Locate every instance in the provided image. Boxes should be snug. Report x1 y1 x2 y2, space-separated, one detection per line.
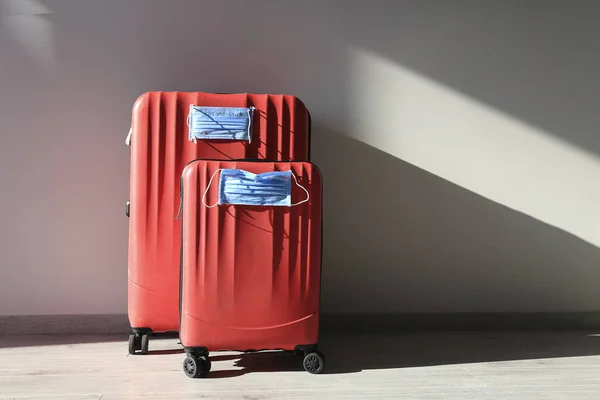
1 0 599 315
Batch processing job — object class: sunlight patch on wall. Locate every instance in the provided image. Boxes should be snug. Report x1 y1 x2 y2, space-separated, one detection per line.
346 47 600 246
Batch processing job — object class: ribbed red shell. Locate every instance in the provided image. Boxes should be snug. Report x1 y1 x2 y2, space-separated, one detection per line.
180 160 322 351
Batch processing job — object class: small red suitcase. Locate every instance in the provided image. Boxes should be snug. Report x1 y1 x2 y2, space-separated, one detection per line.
179 160 324 376
127 92 311 354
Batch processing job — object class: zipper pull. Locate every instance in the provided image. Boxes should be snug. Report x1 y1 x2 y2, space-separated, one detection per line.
174 194 183 220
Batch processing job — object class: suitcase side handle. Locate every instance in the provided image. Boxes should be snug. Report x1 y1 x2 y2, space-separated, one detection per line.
125 127 132 146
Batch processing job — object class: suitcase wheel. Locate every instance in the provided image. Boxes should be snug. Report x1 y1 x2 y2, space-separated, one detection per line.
183 354 211 378
302 352 325 374
128 334 140 355
140 334 149 354
128 334 149 355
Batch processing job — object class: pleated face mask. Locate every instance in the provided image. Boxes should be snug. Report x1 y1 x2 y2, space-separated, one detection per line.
187 105 255 143
202 169 309 208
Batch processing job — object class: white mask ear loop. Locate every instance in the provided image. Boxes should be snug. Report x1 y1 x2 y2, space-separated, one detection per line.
187 105 197 143
290 172 310 206
202 169 223 208
247 106 255 144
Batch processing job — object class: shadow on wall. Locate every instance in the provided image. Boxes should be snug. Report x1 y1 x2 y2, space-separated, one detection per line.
311 125 600 314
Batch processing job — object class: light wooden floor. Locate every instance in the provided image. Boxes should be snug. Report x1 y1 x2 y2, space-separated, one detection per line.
1 331 600 399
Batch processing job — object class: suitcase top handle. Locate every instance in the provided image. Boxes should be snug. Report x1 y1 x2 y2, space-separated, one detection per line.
187 106 255 144
202 169 309 208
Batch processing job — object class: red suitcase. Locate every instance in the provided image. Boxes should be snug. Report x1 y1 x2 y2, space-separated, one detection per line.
127 92 311 354
179 160 324 376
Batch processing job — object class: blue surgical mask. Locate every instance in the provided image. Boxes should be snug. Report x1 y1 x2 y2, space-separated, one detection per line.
188 105 255 143
202 169 309 208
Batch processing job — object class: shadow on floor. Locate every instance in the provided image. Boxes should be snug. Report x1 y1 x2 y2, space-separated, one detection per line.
200 331 600 378
2 330 600 377
320 331 600 374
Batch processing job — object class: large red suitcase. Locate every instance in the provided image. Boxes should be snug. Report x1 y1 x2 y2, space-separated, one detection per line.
127 92 311 354
179 160 324 376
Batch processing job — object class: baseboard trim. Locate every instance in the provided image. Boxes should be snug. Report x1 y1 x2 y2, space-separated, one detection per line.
320 312 600 332
2 312 600 335
0 314 131 335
